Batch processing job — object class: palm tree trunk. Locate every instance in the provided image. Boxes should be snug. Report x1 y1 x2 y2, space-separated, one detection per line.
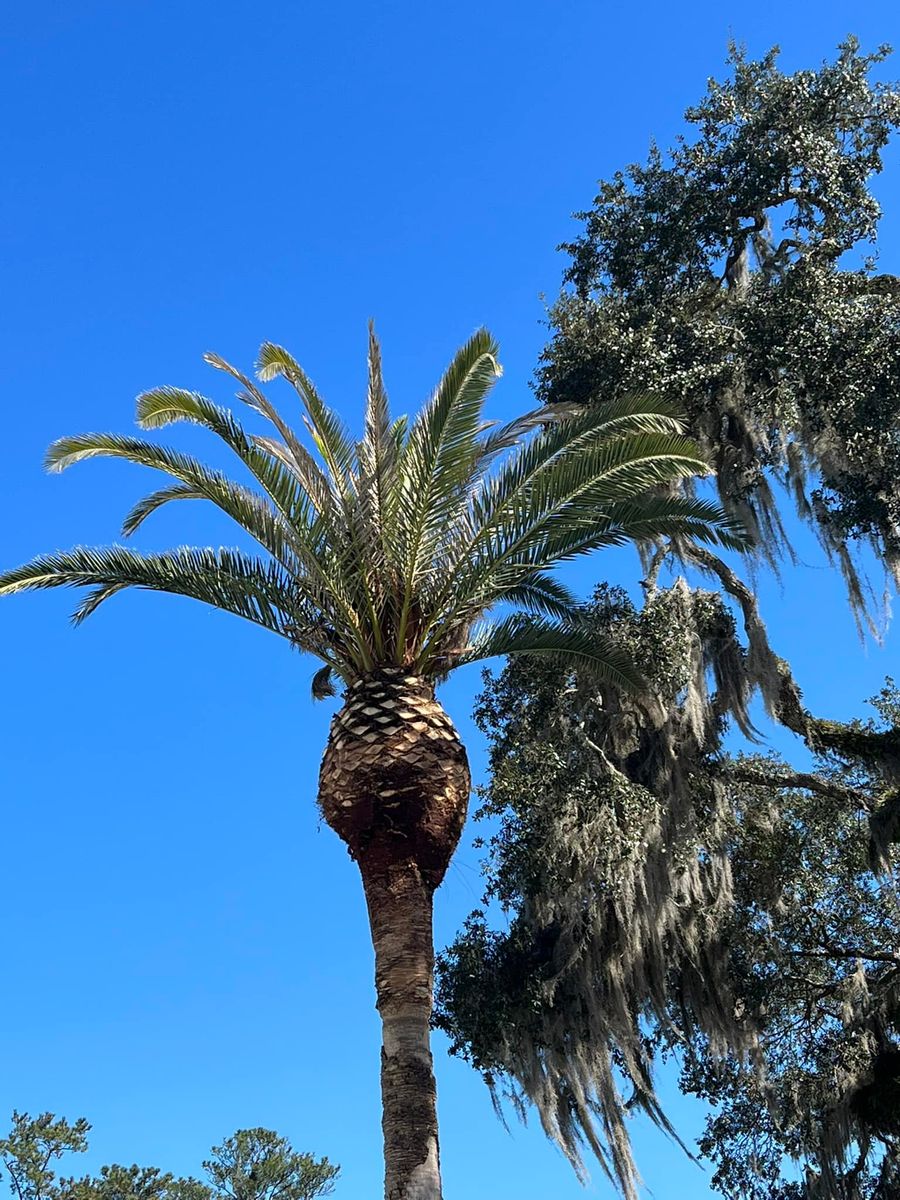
318 670 471 1200
360 856 442 1200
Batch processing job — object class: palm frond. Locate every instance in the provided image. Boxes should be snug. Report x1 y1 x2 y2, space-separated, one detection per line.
391 330 502 653
422 420 744 649
475 392 681 466
204 351 336 515
525 496 749 565
397 329 501 568
474 402 579 463
358 322 396 551
498 572 582 621
473 430 710 545
121 483 204 534
249 433 335 516
44 425 381 667
256 343 356 485
253 344 382 644
451 615 646 692
471 401 693 537
0 545 302 638
134 387 311 522
46 432 302 570
389 414 408 452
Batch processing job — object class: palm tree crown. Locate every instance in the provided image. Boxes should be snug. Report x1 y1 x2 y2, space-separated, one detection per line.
0 326 743 689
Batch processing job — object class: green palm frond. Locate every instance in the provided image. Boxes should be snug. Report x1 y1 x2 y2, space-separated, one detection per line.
46 432 300 566
391 330 502 654
396 330 501 574
453 615 646 692
256 342 356 486
357 322 396 556
1 327 749 693
121 483 212 535
135 387 312 520
419 436 734 652
203 351 339 519
497 572 582 621
136 385 243 436
476 404 569 457
511 495 749 568
0 545 300 634
474 393 676 462
247 434 334 516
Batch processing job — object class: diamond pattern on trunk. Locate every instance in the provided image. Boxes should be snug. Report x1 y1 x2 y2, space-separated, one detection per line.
318 668 471 888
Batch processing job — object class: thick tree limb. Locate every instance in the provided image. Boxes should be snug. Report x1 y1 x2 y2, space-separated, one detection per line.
723 762 872 812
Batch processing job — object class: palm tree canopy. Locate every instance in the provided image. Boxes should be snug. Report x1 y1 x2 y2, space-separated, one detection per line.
0 327 745 694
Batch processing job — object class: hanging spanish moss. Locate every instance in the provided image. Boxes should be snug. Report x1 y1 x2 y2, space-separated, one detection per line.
435 40 900 1199
436 574 900 1198
436 583 766 1197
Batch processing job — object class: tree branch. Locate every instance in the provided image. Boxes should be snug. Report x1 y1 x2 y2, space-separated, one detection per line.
723 762 872 812
683 544 900 780
787 946 900 966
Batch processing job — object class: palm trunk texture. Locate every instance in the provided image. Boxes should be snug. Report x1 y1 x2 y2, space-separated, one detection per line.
319 669 471 1200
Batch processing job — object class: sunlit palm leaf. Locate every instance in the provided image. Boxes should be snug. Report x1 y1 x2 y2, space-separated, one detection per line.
135 387 311 521
256 342 356 487
1 330 747 695
203 352 340 519
454 615 645 692
47 432 302 569
0 546 300 635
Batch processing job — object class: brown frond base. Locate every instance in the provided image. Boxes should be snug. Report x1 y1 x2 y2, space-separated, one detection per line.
318 669 470 889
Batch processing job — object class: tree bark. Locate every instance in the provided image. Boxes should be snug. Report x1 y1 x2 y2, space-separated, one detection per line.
360 855 442 1200
317 671 470 1200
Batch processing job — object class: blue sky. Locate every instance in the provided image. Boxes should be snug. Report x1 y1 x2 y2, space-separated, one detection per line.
1 2 899 1197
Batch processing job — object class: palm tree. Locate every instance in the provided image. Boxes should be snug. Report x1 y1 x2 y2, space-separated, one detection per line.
0 327 743 1200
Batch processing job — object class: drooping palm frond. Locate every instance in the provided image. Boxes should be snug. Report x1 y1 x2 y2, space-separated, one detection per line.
0 327 748 689
453 615 646 692
497 572 582 622
46 433 300 566
0 545 301 635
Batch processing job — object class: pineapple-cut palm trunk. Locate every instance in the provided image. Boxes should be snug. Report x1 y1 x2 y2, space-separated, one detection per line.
362 858 442 1200
318 668 471 1200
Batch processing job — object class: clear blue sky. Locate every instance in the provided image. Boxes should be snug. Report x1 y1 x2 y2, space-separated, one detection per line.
2 3 898 1197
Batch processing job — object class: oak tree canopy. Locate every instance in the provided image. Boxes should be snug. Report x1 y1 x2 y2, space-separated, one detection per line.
436 39 900 1199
